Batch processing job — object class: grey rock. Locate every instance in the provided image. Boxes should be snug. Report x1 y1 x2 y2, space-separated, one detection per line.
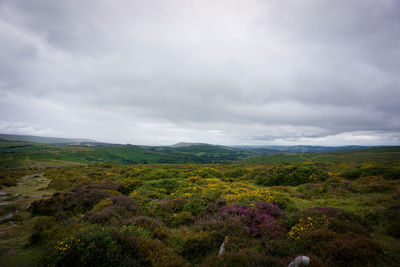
30 194 43 198
288 256 311 267
14 194 21 197
0 212 14 223
0 192 8 196
0 203 9 206
218 236 230 257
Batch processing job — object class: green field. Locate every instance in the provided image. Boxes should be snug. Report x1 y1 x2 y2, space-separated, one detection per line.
242 146 400 164
0 141 253 168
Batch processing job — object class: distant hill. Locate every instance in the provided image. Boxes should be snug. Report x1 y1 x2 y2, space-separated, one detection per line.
241 146 400 164
170 142 212 147
0 134 97 145
234 145 372 154
0 140 252 168
1 133 395 168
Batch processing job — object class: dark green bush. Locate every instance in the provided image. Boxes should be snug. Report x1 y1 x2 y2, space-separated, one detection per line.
382 168 400 180
28 216 58 245
203 249 286 267
172 230 219 260
289 166 329 185
118 178 144 194
85 195 141 226
361 166 386 176
49 225 122 267
296 229 383 267
223 168 249 179
341 169 362 180
254 165 328 186
31 183 117 219
143 178 180 194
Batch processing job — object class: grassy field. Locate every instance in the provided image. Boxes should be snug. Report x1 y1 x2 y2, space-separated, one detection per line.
242 146 400 164
0 141 253 168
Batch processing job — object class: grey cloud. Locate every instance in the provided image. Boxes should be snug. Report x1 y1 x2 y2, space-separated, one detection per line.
0 0 399 145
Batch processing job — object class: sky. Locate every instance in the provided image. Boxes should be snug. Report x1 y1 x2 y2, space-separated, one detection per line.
1 0 400 146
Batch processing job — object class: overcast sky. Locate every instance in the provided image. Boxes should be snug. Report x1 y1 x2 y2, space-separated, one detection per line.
1 0 399 145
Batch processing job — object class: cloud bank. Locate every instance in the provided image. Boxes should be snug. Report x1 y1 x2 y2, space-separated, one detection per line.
1 0 399 145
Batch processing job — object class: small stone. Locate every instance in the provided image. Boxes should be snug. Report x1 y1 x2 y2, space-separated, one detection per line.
218 236 230 257
288 256 311 267
0 212 14 223
0 192 8 196
0 203 9 206
14 194 21 197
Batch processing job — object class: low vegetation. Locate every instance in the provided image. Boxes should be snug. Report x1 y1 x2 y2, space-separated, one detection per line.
0 144 400 266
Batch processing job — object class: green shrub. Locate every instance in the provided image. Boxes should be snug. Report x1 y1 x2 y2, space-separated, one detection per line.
203 249 286 267
223 168 250 179
118 178 144 194
48 225 122 267
167 211 194 227
31 183 118 219
349 176 392 193
143 178 180 194
382 168 400 180
341 169 362 180
289 166 329 185
254 165 328 186
85 195 141 226
296 229 383 267
28 216 58 245
171 229 219 259
135 236 187 266
361 166 386 176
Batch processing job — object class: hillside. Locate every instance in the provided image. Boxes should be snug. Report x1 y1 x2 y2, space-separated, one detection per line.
0 140 252 168
0 134 96 145
242 146 400 164
1 137 398 169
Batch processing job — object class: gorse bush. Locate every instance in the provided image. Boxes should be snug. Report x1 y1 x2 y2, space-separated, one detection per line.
131 177 291 214
49 225 122 267
48 224 187 267
254 165 329 186
118 178 144 194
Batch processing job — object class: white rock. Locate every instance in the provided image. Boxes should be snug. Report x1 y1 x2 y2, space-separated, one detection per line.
288 256 311 267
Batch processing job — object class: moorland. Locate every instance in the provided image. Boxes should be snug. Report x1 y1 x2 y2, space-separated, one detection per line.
0 137 400 266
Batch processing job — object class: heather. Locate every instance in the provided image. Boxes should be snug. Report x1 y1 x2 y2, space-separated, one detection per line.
1 160 400 266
